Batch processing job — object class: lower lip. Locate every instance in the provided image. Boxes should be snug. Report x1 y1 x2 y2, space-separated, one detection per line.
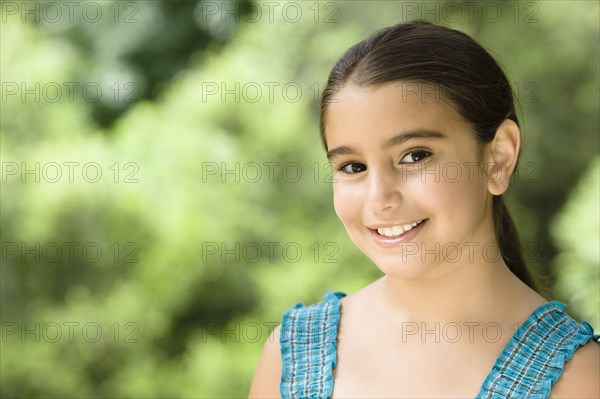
369 219 428 248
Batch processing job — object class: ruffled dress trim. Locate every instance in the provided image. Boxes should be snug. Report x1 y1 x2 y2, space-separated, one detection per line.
476 301 600 398
280 291 346 399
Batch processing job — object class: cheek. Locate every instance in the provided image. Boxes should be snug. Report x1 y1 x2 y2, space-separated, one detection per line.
402 168 466 219
413 163 486 220
332 183 361 227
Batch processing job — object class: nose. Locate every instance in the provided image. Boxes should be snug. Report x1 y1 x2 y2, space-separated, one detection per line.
365 167 402 214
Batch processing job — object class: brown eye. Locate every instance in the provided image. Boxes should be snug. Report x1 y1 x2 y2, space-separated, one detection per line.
401 150 431 164
340 162 367 174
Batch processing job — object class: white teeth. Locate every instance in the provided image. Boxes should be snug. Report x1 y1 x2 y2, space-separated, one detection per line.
376 219 425 238
391 226 404 235
377 226 404 237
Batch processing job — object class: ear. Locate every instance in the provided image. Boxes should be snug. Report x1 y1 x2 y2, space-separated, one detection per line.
485 119 521 196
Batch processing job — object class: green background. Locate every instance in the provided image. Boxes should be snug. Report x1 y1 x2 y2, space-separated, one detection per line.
1 1 598 397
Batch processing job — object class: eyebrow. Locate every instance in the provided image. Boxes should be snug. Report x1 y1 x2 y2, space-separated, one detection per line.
326 129 447 161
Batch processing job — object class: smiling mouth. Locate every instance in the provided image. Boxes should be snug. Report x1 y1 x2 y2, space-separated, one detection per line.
372 219 428 238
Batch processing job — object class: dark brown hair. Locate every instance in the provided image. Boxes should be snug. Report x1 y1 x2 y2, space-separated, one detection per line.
319 20 539 292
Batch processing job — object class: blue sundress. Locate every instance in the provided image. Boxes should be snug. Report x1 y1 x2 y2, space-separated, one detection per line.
280 291 600 398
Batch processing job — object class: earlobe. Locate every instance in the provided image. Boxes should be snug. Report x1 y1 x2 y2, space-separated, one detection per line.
486 119 521 196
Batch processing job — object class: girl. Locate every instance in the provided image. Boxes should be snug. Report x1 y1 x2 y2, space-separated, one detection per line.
249 20 600 398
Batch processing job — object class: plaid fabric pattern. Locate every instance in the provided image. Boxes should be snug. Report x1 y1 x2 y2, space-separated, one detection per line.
280 291 346 399
477 301 600 398
280 293 599 399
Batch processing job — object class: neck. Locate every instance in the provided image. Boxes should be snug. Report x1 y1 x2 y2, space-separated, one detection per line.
378 255 528 323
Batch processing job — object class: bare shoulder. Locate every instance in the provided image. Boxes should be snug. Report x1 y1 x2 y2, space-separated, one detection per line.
550 340 600 398
248 324 282 399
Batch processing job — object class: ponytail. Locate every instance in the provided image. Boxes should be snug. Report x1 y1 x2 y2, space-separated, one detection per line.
493 195 540 292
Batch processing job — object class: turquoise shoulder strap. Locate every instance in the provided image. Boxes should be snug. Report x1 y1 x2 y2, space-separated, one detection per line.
477 301 600 398
279 291 345 399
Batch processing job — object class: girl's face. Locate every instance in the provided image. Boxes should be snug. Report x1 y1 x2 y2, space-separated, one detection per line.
325 82 497 279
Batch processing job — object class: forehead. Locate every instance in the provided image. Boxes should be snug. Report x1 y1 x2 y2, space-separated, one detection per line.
324 82 469 146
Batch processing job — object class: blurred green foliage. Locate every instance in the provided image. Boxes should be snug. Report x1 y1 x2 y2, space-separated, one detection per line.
1 1 598 397
552 156 600 329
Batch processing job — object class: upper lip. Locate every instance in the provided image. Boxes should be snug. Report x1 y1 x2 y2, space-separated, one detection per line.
367 218 428 230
